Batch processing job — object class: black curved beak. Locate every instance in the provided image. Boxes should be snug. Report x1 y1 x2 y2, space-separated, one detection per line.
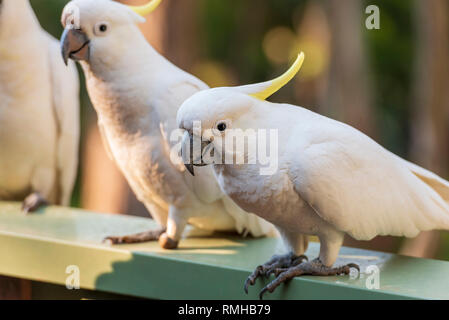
184 163 195 176
181 131 211 176
60 28 90 66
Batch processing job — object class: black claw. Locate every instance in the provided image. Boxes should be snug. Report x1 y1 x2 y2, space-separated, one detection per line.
244 279 250 294
259 288 268 300
22 193 48 214
244 270 259 294
243 265 265 294
347 263 360 272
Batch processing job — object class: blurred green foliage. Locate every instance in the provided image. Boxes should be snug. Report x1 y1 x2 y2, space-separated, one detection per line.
363 0 413 157
31 0 66 37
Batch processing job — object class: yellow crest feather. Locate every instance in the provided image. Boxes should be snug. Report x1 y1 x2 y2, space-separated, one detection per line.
128 0 162 16
251 52 305 100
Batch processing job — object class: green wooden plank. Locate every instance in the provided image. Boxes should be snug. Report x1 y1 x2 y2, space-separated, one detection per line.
0 201 447 300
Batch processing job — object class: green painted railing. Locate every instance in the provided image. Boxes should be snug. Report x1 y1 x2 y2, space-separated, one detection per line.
0 202 448 300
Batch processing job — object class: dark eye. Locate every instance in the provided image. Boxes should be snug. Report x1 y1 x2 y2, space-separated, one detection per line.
217 122 227 132
94 22 110 36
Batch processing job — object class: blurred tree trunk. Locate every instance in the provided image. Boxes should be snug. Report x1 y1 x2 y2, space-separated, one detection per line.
81 0 200 217
400 0 449 258
321 0 376 138
81 125 130 214
164 0 202 70
0 276 31 300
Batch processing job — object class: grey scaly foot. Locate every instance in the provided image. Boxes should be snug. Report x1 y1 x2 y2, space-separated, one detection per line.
259 258 360 299
244 253 308 294
104 228 166 245
22 192 48 214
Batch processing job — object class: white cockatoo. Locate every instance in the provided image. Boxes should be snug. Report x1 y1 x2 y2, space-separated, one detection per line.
178 52 449 298
60 0 275 249
0 0 80 212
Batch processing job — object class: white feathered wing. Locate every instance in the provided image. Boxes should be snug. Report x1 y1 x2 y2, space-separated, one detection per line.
291 113 449 241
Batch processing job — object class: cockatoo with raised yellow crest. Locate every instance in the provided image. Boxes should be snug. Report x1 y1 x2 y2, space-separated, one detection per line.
0 0 80 212
178 52 449 299
60 0 275 249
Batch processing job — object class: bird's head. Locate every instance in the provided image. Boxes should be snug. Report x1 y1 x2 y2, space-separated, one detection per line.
60 0 161 66
178 53 305 175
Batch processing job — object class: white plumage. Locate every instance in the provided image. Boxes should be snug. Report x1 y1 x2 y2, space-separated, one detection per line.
0 0 79 209
60 0 275 248
177 55 449 296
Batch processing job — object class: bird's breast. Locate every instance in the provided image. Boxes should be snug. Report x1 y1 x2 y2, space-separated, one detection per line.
216 165 321 235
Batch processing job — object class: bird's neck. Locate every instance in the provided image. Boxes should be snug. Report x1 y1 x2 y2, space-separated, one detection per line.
215 163 259 183
81 41 170 138
213 163 269 214
85 33 166 79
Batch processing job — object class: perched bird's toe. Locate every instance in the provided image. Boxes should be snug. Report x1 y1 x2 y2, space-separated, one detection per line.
103 228 166 245
22 192 48 214
159 233 179 250
103 236 124 245
274 268 288 277
244 253 309 294
244 266 264 294
243 279 252 294
102 238 115 246
257 259 360 299
259 287 270 300
346 263 360 273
